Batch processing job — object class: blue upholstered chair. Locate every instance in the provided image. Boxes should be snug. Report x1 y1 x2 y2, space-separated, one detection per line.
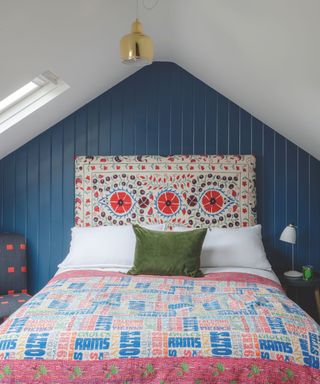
0 233 31 323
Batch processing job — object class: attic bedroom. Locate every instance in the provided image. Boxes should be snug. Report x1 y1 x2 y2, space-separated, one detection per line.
0 1 319 383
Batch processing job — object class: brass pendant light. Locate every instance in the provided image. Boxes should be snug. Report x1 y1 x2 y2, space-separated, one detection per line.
120 1 154 66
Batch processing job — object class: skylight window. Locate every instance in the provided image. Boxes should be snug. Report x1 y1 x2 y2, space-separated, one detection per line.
0 71 69 134
0 82 39 113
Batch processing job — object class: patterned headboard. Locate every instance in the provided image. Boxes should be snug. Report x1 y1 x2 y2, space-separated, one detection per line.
75 155 256 228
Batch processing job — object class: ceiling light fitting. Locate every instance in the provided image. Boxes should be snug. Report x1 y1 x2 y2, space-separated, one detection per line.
120 0 156 66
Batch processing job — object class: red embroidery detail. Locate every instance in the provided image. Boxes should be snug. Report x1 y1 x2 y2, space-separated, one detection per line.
201 190 224 214
20 244 26 250
7 290 14 294
21 289 27 294
21 266 27 273
109 191 133 215
157 191 180 216
6 244 14 251
8 267 15 273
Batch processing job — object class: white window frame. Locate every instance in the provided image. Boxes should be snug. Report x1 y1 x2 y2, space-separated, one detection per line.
0 71 69 134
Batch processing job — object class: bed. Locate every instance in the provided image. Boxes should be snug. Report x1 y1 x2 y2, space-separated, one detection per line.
0 155 319 383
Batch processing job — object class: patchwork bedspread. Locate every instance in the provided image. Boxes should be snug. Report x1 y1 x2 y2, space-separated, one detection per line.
0 270 319 383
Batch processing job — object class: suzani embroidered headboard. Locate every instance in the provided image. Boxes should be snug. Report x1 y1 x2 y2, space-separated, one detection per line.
75 155 257 228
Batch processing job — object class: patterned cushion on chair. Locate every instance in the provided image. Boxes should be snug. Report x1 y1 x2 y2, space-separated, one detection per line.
0 233 27 295
0 293 31 323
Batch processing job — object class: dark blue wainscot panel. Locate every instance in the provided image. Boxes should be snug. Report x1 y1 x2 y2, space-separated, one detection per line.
0 61 319 293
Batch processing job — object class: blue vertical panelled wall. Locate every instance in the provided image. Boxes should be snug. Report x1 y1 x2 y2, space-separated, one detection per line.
0 62 319 294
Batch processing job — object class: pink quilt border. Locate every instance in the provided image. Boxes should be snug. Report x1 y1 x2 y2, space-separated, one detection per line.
0 356 319 383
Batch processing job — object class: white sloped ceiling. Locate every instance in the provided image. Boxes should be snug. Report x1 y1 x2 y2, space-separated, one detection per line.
0 0 319 159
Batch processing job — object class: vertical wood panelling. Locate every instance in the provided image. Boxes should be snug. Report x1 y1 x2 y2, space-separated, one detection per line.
251 118 263 233
205 89 217 154
158 63 171 156
3 154 15 232
297 149 310 269
170 65 183 155
0 161 3 228
15 148 27 236
26 140 39 289
50 124 63 279
309 157 320 265
122 79 136 156
263 126 275 263
240 110 251 154
38 132 51 290
181 70 193 154
217 95 228 153
228 102 240 155
274 135 286 271
62 116 75 258
193 79 206 154
0 62 319 293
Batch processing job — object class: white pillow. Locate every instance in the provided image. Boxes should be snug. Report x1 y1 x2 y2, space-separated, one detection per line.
168 225 271 271
58 224 164 271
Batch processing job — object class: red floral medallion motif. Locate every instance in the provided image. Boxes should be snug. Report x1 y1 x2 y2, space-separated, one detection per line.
156 191 181 216
201 190 224 214
109 191 133 216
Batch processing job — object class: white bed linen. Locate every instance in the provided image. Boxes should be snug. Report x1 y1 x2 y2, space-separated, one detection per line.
56 266 280 284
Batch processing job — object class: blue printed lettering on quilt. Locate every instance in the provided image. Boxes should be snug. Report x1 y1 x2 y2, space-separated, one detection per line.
7 318 28 334
169 303 193 316
129 301 146 311
73 351 104 361
0 339 17 350
259 339 293 353
119 331 140 357
168 337 201 348
210 332 232 356
25 293 49 307
75 338 110 351
135 282 150 289
299 337 320 368
201 286 216 293
282 303 304 315
60 308 97 315
107 293 121 307
68 282 85 290
217 305 257 316
24 333 49 359
95 316 112 331
48 300 69 309
203 301 220 310
309 332 319 355
180 295 193 304
121 277 131 284
266 317 287 335
107 278 130 287
171 286 192 292
73 352 83 360
183 317 199 331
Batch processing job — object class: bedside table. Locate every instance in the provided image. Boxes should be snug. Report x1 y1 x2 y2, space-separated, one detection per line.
281 272 320 322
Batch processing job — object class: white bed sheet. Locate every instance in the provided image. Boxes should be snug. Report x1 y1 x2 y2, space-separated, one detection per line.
56 266 280 284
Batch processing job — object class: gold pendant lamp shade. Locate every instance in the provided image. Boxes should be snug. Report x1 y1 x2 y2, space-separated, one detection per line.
120 19 154 66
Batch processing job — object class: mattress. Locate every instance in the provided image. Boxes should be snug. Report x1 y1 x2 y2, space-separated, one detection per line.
0 269 319 383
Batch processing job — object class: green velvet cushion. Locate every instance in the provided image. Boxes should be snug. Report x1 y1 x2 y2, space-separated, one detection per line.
128 225 207 277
